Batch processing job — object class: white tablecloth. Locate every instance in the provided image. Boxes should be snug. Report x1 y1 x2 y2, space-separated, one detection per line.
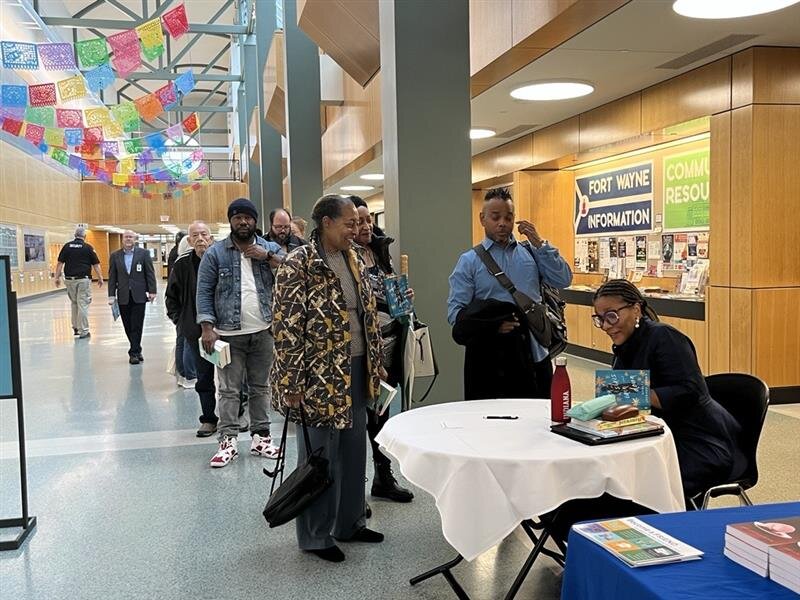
376 399 685 561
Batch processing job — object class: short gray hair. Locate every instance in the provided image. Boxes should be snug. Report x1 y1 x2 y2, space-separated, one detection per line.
75 226 86 239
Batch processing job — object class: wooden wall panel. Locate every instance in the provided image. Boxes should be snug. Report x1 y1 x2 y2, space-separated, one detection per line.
752 288 800 387
574 305 593 348
469 0 513 75
729 106 753 288
512 0 579 46
641 58 731 132
707 286 731 374
471 148 499 184
750 105 800 288
263 31 286 135
731 48 754 109
495 134 534 176
709 112 731 287
471 190 484 246
84 230 110 279
729 288 753 373
579 94 642 153
532 117 579 166
751 47 800 105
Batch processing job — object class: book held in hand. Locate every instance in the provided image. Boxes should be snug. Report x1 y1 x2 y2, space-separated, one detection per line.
572 517 703 567
595 370 651 413
383 274 413 319
375 381 400 416
199 339 231 368
111 300 120 321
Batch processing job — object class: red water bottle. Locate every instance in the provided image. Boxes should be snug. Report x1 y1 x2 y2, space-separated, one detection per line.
550 356 571 423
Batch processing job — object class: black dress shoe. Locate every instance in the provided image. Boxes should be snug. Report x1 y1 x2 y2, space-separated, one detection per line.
307 546 345 562
129 356 140 365
371 466 414 503
137 354 144 362
73 328 79 336
337 528 384 544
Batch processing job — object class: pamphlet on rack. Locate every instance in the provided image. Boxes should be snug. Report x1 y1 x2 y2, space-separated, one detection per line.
595 370 651 413
199 339 231 368
572 517 703 567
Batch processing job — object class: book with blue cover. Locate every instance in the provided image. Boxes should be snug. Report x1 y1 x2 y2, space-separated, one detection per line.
595 370 651 414
383 274 414 319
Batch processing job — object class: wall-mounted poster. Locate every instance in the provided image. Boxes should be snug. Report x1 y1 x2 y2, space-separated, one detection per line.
661 234 675 265
0 224 19 269
635 236 647 267
574 161 654 236
23 231 46 264
663 148 710 231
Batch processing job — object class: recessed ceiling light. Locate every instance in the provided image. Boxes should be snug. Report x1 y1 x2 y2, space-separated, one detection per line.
341 185 374 192
672 0 800 18
470 128 496 140
360 173 384 181
510 81 594 101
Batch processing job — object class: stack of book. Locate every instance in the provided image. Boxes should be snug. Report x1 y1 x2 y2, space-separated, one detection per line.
724 516 800 593
566 413 661 439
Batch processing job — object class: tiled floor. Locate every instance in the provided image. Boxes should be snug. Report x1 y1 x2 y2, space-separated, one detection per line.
0 289 797 599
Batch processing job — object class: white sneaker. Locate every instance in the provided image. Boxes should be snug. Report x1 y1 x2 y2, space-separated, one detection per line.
182 378 197 389
250 433 280 459
210 436 238 468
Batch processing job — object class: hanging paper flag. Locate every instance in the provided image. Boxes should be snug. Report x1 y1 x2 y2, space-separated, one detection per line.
85 63 116 92
44 128 65 147
124 138 143 154
56 75 87 102
1 85 28 108
68 154 82 170
2 117 23 136
110 101 140 133
64 128 84 146
76 37 109 69
0 107 25 123
146 132 166 152
103 121 124 139
119 156 136 174
174 70 195 96
108 30 142 78
79 143 101 159
23 123 45 146
155 83 177 108
84 107 112 127
56 109 83 129
197 163 209 177
1 41 39 70
165 124 183 140
102 141 120 156
24 107 56 127
113 173 128 186
84 126 103 143
51 148 70 166
162 4 189 39
137 17 165 58
28 83 57 107
38 43 76 71
134 93 164 122
181 112 199 134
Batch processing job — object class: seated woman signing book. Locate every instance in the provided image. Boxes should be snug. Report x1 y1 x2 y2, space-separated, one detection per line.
591 279 744 499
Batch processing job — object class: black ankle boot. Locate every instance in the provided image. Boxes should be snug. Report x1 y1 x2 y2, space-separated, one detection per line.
371 464 414 502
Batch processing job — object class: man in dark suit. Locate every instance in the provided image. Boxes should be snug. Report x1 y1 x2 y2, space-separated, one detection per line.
108 230 157 364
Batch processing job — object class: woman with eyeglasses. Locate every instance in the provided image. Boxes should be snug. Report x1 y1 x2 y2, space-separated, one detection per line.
592 280 743 501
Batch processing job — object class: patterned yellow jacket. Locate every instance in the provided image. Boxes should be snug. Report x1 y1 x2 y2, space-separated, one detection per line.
271 239 383 429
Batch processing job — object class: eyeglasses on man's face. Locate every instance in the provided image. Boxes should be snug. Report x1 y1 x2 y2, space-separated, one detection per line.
591 304 635 328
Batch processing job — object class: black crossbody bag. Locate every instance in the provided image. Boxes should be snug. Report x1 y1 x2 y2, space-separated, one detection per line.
472 244 567 358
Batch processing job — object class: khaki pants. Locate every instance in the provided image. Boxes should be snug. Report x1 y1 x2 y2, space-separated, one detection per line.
65 278 92 334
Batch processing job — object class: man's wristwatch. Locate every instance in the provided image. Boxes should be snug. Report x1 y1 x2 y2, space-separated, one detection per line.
266 250 275 260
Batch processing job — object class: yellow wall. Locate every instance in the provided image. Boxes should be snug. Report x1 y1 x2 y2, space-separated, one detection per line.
0 141 81 297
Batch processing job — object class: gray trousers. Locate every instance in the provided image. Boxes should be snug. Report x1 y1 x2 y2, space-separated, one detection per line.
216 329 273 440
296 355 368 550
65 278 92 334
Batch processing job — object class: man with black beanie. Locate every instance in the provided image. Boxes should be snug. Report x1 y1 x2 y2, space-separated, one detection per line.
196 198 285 467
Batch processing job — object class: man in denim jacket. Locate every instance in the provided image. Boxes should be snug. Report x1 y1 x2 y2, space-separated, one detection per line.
197 198 284 468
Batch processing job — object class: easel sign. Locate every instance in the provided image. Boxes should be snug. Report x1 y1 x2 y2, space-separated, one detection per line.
0 256 37 550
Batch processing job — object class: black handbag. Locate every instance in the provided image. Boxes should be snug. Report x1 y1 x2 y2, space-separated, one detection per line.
262 405 332 528
473 244 568 358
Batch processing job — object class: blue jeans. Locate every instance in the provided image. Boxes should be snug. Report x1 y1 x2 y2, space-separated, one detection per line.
176 333 196 379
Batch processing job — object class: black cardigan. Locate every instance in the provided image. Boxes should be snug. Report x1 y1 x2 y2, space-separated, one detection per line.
453 299 538 401
612 318 743 496
165 251 202 341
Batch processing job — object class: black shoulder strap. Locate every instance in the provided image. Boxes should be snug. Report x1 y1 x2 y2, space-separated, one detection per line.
472 245 537 315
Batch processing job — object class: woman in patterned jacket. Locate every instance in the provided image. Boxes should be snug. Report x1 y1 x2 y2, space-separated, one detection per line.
271 194 385 563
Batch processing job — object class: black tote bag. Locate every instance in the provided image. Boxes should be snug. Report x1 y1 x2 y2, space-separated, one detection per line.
262 406 333 528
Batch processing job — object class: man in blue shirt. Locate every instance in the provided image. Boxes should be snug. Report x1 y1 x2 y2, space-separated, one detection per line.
447 187 572 398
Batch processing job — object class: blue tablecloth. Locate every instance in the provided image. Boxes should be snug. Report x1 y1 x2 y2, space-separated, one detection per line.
562 502 800 600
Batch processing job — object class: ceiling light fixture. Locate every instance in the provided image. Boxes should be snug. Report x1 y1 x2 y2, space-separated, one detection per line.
359 173 384 181
672 0 800 19
469 128 496 140
341 185 374 192
510 81 594 101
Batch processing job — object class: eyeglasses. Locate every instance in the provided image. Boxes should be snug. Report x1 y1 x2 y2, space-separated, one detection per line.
592 304 634 328
272 225 291 231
